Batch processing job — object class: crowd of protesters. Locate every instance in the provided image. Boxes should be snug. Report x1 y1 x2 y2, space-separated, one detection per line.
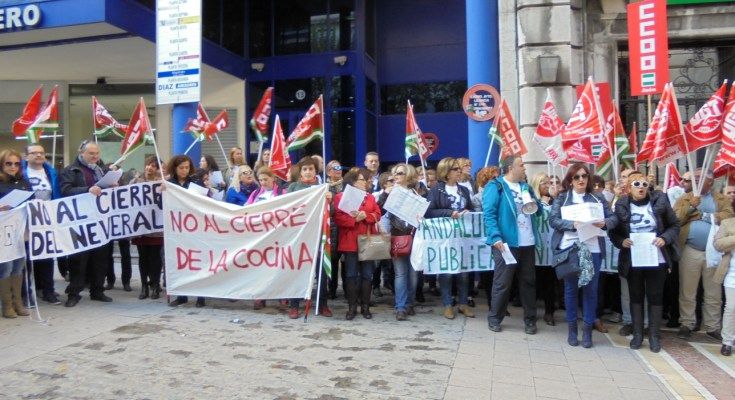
2 141 735 358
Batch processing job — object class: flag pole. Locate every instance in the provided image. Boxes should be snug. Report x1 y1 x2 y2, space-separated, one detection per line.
669 83 700 195
183 136 201 156
484 135 495 168
50 130 57 169
320 94 327 182
214 133 231 171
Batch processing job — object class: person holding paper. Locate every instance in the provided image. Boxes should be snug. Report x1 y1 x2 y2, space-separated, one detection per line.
377 164 421 321
530 172 557 326
549 163 616 348
673 169 734 341
130 156 164 301
326 160 345 300
0 149 32 318
166 155 206 309
199 154 226 190
335 167 381 320
484 156 542 334
609 171 679 353
59 141 113 307
426 157 475 320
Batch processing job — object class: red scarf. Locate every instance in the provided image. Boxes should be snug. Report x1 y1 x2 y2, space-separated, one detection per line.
301 176 317 185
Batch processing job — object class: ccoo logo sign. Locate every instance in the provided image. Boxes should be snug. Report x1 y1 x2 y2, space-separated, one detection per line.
627 0 669 96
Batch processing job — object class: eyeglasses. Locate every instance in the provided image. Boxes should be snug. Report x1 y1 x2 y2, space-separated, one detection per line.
631 181 649 188
394 171 406 176
241 170 253 176
330 165 343 171
573 173 589 181
4 161 20 167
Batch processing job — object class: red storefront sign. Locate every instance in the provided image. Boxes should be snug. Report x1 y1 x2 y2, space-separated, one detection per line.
627 0 669 96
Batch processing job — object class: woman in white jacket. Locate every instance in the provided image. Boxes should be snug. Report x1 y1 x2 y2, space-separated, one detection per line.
713 217 735 356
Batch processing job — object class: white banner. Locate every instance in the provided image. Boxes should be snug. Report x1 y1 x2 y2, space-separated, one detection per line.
0 205 28 263
27 182 163 260
410 212 494 274
164 182 326 300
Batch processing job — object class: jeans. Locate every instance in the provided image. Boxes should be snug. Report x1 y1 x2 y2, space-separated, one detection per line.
439 272 468 307
393 256 417 311
564 253 602 326
564 253 602 325
0 257 25 278
343 253 374 283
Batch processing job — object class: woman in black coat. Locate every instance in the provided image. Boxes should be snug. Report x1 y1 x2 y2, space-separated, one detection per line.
609 171 679 353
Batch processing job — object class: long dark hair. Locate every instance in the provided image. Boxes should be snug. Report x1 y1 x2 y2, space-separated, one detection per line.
562 162 593 193
202 154 220 172
167 155 194 181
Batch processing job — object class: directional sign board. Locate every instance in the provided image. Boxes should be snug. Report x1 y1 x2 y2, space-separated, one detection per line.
156 0 202 105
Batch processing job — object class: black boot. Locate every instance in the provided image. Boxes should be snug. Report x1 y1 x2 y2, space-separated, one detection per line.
138 284 149 300
360 280 373 319
150 284 161 300
630 303 644 350
567 321 579 347
582 323 593 348
345 280 358 320
649 305 663 353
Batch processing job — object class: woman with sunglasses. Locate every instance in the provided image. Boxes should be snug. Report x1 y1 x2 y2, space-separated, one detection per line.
0 150 32 318
609 171 679 353
426 157 474 320
225 165 259 206
550 163 617 348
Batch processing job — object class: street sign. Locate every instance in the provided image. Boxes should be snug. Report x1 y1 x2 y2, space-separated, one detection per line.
156 0 202 105
462 84 501 121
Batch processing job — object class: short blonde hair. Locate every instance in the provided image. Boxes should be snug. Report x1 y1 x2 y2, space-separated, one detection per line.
530 172 549 199
392 163 419 189
436 157 458 182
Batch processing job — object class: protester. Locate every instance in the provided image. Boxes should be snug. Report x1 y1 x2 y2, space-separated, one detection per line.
167 155 205 308
373 171 395 298
0 149 31 318
457 157 475 196
226 146 246 184
549 162 616 348
334 167 380 320
530 172 557 326
287 157 332 318
674 169 733 340
425 168 438 189
225 165 258 206
364 151 381 192
484 156 541 333
723 184 735 206
130 156 164 300
377 164 420 320
471 167 500 308
23 144 61 305
326 160 345 300
311 154 325 183
609 171 679 353
713 216 735 356
426 157 475 320
199 154 226 190
59 141 113 307
254 149 271 172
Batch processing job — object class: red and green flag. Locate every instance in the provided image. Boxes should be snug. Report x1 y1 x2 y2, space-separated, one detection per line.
12 86 59 143
121 97 153 155
250 87 273 142
596 105 631 178
92 96 127 138
320 201 332 279
269 115 292 181
405 100 432 160
286 95 324 151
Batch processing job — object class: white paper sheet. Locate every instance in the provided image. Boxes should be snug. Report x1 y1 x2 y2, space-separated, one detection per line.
211 189 225 201
338 184 367 214
383 186 430 228
96 170 123 189
577 223 605 242
501 243 517 264
630 232 659 267
210 171 225 187
0 189 33 208
187 182 210 197
561 202 604 223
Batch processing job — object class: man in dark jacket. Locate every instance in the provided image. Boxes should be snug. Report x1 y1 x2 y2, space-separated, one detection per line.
24 144 62 305
59 141 113 307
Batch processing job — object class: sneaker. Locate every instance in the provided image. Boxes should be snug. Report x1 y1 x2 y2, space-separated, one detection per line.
319 307 333 317
525 323 538 335
722 344 732 356
443 306 455 320
43 293 62 305
606 312 622 323
407 305 416 316
458 305 475 318
618 324 633 336
677 326 692 340
396 311 407 321
706 330 723 341
488 322 502 332
288 307 299 319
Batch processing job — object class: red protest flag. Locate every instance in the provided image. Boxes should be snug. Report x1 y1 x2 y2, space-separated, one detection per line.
494 99 527 160
596 105 631 177
713 83 735 178
562 78 605 163
250 87 273 142
121 98 152 155
203 110 229 141
638 83 686 165
405 100 432 160
286 95 324 151
93 96 128 138
269 115 292 181
182 103 210 140
533 91 568 166
684 81 727 153
662 162 682 193
11 86 42 140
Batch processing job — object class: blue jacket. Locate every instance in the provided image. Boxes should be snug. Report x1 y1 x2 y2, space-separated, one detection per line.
22 160 60 199
482 177 543 248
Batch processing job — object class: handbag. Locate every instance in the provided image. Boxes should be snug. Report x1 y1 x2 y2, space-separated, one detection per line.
358 222 391 261
390 231 414 258
552 243 581 280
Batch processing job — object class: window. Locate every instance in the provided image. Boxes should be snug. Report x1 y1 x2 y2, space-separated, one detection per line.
365 0 376 59
331 75 355 108
222 2 245 55
274 78 326 109
273 0 353 55
248 0 272 58
381 81 467 114
202 1 222 44
366 79 376 112
331 110 355 166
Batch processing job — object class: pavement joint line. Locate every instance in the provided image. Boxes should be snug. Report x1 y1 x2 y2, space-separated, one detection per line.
689 342 735 380
658 348 718 400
